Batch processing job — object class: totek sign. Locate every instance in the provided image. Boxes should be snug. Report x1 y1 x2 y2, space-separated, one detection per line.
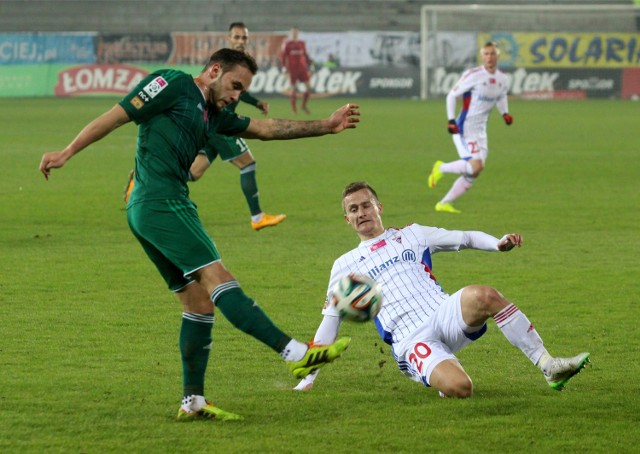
249 66 419 98
429 67 622 99
249 67 362 95
429 67 559 97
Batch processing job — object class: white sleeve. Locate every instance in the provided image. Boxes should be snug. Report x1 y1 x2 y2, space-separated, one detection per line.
420 225 465 253
446 70 476 119
420 225 499 252
496 72 510 115
496 94 509 116
446 89 459 120
460 231 500 251
312 314 341 345
321 259 347 317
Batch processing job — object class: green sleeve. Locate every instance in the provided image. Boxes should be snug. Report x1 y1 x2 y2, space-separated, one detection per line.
199 143 218 164
201 109 251 160
119 70 186 124
240 91 260 107
214 108 251 136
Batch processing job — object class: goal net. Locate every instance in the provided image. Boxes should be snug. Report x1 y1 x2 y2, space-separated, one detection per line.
420 4 640 100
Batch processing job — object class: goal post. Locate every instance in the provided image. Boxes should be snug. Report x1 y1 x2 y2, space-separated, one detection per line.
420 4 640 100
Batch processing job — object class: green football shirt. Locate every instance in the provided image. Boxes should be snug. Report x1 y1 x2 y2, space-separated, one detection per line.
120 69 250 203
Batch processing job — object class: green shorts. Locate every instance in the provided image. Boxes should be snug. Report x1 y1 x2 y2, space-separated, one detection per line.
204 133 249 163
127 199 221 291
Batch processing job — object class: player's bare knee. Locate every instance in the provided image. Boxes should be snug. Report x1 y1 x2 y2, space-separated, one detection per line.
470 165 483 178
195 262 236 294
469 160 484 177
177 282 214 314
468 286 505 316
477 287 508 315
442 376 473 398
431 360 473 398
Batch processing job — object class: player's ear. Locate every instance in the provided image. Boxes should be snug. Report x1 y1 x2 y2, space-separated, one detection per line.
209 63 222 80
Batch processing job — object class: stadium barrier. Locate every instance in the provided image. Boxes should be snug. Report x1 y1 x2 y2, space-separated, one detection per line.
1 30 638 99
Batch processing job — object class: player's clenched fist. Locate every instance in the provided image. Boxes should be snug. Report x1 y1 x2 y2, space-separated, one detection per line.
498 233 522 251
447 119 459 134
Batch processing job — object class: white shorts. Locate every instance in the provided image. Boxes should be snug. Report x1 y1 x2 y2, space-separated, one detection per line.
391 289 487 387
453 131 488 163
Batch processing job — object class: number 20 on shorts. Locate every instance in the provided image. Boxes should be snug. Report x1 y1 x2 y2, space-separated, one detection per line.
408 342 432 373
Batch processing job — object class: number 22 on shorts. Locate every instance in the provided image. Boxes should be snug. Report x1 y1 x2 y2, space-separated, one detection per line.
467 140 479 154
408 342 432 373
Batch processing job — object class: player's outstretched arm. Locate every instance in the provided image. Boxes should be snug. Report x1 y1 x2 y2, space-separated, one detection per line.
39 104 131 180
239 103 360 140
293 314 342 391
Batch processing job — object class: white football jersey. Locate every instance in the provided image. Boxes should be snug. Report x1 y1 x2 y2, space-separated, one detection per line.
446 65 509 136
322 224 499 346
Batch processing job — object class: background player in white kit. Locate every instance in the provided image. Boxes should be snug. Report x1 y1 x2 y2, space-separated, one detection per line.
295 181 590 397
428 42 514 214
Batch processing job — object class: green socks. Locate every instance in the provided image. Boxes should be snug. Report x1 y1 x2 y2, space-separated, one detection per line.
240 163 261 216
179 312 214 397
211 281 291 353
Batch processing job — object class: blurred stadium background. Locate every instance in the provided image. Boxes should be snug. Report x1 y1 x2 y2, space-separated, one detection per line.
1 0 639 100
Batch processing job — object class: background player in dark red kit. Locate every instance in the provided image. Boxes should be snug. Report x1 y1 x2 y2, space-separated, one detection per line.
280 27 313 114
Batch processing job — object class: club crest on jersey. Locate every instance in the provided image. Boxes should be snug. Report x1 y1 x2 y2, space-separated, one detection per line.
489 77 496 84
143 76 168 99
370 239 387 252
130 95 144 110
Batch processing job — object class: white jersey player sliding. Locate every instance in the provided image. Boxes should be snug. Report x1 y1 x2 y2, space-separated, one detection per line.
295 181 590 397
428 41 513 214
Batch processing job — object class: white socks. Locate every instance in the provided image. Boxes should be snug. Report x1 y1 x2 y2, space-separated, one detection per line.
181 395 207 412
493 303 548 366
440 159 473 175
536 352 554 375
280 339 309 362
441 176 473 204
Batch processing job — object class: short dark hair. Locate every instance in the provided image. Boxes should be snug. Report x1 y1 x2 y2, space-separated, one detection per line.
342 181 379 211
229 22 247 31
203 48 257 75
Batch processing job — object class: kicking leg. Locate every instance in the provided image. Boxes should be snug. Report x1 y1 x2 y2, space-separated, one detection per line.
196 262 350 378
461 285 589 391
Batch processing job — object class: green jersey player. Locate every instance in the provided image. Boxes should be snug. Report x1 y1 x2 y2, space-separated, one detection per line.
40 48 360 421
205 22 285 231
124 22 286 231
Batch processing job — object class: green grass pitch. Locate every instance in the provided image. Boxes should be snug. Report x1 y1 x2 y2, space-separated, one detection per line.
0 96 638 452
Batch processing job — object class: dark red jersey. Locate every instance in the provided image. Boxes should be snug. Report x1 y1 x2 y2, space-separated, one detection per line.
280 40 311 69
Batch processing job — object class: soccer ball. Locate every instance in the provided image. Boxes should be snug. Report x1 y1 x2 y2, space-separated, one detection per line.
331 274 382 322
